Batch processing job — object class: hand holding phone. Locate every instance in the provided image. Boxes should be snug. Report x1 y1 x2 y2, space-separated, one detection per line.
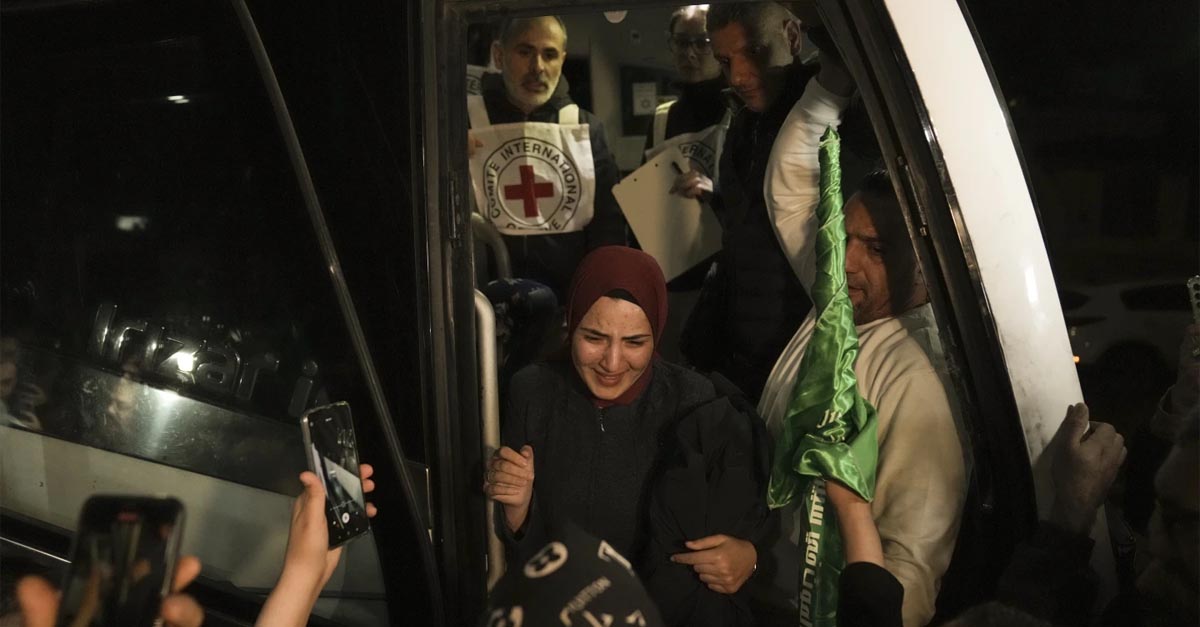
299 402 370 547
256 465 377 627
48 496 196 627
285 467 376 589
17 558 203 627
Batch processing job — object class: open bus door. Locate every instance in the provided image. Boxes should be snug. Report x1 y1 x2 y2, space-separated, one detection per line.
428 0 1118 623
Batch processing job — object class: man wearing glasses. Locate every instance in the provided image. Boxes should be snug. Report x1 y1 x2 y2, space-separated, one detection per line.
643 4 732 360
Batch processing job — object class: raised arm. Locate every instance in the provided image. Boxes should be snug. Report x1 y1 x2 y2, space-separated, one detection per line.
764 71 853 293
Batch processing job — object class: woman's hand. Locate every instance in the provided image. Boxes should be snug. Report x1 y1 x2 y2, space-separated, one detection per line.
825 479 883 566
671 534 757 594
483 445 535 532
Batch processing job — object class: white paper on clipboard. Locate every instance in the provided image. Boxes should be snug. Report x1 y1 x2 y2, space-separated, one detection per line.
612 146 723 282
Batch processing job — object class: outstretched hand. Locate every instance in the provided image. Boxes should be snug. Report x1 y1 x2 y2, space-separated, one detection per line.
1049 403 1127 533
285 464 378 593
257 464 376 627
16 556 204 627
671 534 757 594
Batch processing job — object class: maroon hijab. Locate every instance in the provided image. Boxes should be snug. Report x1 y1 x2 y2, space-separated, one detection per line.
565 246 668 408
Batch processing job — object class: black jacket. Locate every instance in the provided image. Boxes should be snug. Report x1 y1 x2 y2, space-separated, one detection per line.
498 359 772 626
641 77 730 157
477 73 626 299
681 61 817 402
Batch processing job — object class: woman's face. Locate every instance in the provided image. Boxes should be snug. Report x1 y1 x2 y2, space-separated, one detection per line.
571 297 654 401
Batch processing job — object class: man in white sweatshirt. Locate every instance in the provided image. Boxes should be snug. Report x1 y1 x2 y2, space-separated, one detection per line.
755 58 969 627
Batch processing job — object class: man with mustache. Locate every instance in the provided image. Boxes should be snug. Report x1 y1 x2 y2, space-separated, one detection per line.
470 15 625 301
678 3 819 404
755 58 968 626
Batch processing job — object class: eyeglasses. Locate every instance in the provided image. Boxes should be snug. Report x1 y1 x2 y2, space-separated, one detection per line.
668 35 712 53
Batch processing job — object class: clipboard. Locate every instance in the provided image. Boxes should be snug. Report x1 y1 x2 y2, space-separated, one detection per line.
612 146 723 282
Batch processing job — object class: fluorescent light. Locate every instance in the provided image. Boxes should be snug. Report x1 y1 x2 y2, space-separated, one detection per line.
167 95 185 101
115 216 149 231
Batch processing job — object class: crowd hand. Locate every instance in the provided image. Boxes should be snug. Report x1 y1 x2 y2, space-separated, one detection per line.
257 465 377 627
824 479 883 566
669 169 713 200
16 556 204 627
484 445 535 532
671 534 757 594
1168 323 1199 412
1049 403 1127 534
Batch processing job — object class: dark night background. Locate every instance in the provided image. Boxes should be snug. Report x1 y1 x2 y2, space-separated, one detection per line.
966 0 1199 537
967 0 1198 424
967 0 1198 283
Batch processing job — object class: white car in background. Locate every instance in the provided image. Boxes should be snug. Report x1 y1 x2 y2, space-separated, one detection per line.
1061 279 1193 381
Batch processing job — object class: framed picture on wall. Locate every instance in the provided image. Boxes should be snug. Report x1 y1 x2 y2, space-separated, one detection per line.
619 65 678 137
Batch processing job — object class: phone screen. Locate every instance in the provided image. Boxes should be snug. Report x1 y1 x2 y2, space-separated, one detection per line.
301 402 369 546
57 497 184 627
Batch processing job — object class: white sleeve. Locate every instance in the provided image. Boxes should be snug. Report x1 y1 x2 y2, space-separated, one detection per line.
764 77 852 293
871 367 968 627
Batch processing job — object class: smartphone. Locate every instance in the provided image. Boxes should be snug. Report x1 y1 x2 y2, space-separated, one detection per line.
300 402 370 547
56 496 185 627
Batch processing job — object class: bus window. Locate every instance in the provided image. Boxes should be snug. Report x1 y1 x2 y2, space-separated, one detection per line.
1 0 385 622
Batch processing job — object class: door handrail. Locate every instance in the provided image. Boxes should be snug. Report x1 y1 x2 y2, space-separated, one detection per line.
474 289 505 589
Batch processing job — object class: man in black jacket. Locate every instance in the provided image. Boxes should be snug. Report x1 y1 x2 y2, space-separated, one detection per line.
679 3 816 402
470 16 626 300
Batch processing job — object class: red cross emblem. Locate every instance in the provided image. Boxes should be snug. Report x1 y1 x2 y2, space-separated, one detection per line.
503 165 555 218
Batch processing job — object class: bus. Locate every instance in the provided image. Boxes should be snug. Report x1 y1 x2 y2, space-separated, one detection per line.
6 0 1187 624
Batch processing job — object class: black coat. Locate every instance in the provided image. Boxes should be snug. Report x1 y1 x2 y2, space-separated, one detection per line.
499 359 772 626
682 62 817 402
477 73 627 299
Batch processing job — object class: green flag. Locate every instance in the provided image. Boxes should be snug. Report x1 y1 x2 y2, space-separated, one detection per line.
767 127 879 627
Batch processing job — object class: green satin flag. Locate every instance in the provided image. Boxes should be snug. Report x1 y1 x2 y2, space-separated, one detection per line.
767 127 879 627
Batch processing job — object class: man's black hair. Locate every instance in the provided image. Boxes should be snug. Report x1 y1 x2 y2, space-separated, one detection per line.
852 168 923 313
706 2 793 35
496 15 568 47
857 168 896 201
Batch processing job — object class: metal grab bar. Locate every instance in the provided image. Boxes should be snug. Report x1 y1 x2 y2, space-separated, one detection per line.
471 213 512 281
475 290 505 589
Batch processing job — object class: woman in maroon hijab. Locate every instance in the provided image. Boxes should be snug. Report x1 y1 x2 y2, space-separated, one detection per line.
483 246 771 627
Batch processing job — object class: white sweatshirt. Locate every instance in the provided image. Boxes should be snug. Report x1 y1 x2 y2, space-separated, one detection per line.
757 77 969 627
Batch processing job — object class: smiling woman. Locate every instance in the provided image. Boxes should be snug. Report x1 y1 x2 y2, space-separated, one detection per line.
483 246 772 626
